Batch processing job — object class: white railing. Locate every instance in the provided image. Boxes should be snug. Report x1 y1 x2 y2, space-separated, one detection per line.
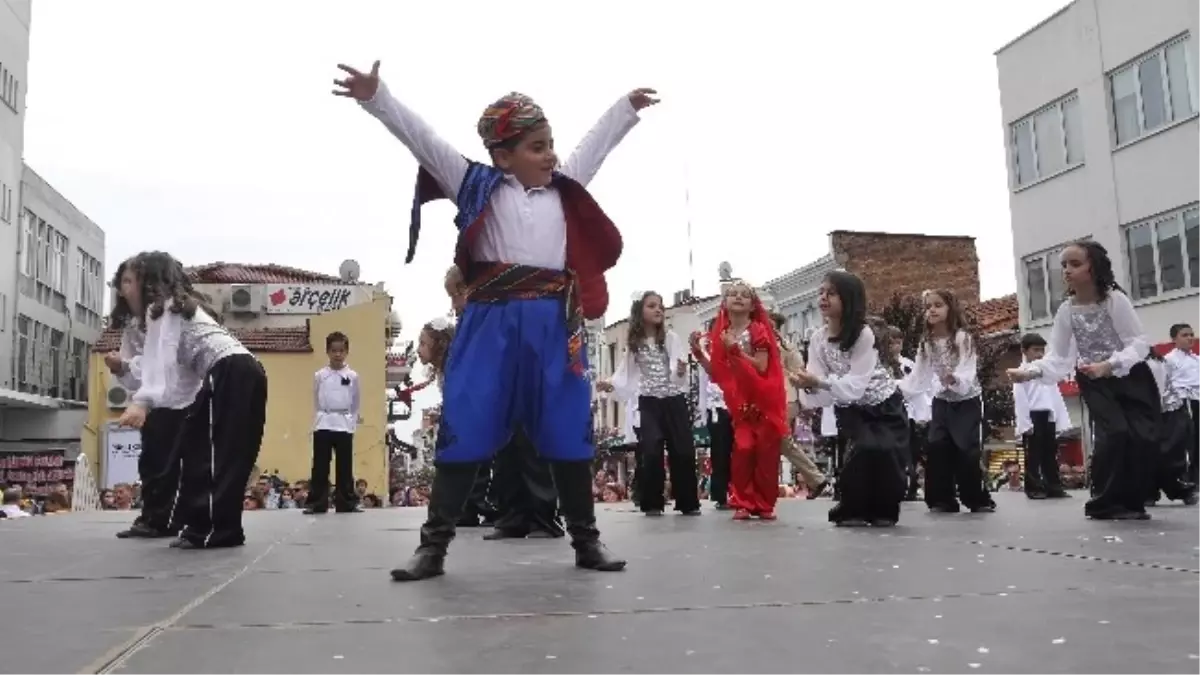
71 454 102 512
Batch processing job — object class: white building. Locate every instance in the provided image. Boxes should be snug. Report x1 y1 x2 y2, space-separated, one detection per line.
1 2 111 459
997 0 1200 342
0 0 31 390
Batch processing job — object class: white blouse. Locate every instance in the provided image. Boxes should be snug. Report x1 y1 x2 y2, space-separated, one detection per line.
313 365 362 433
801 325 895 408
118 321 200 411
360 80 641 270
610 330 689 400
133 306 247 410
1022 291 1149 384
1012 359 1075 436
899 329 980 402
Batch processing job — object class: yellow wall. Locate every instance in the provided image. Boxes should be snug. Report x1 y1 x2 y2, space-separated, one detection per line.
82 295 390 495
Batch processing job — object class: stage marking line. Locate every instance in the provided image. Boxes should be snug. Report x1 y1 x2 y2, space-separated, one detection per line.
80 519 314 675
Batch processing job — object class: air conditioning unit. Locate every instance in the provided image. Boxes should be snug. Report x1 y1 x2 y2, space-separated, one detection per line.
227 284 266 315
106 374 131 409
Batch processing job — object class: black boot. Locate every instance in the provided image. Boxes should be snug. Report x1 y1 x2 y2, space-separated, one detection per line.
550 460 626 572
391 463 481 582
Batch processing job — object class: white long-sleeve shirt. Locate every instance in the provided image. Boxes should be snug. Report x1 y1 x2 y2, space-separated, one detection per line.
801 325 896 408
130 308 231 410
313 365 361 433
1013 359 1074 436
899 329 980 403
1164 348 1199 401
898 355 932 423
1020 291 1149 384
359 81 641 270
610 330 689 401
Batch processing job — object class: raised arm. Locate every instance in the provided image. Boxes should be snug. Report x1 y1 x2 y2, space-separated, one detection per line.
559 91 649 186
1024 303 1079 384
131 310 182 410
337 61 469 199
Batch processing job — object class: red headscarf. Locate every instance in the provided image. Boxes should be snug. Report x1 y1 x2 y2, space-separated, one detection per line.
706 289 787 439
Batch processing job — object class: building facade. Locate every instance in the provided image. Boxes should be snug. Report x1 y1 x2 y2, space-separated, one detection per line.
997 0 1200 341
0 0 32 390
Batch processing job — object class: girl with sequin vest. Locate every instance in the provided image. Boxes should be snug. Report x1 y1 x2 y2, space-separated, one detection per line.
105 258 202 541
793 273 909 526
115 251 268 549
600 292 701 516
1142 350 1197 506
899 288 996 515
1009 242 1160 520
692 281 787 520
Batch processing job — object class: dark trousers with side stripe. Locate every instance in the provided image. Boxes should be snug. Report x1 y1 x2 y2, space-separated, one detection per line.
175 354 268 548
137 407 188 532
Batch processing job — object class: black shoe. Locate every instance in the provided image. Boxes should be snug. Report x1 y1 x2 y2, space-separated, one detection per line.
834 518 870 527
713 503 731 511
336 506 364 514
526 528 561 539
680 509 702 516
456 516 482 527
928 503 960 513
870 519 897 527
1183 493 1199 506
302 507 326 515
574 541 626 572
1112 509 1150 521
807 481 829 500
168 538 185 548
116 523 173 539
969 504 996 514
390 549 446 581
1044 490 1071 499
643 509 664 517
1026 491 1047 500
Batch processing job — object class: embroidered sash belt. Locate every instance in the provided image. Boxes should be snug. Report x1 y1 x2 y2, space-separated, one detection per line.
466 262 586 376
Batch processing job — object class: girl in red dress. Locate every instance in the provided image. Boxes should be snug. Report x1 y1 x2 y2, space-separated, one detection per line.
692 281 787 520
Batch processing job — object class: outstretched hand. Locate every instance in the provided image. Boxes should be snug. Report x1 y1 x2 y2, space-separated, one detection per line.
628 88 660 111
333 61 381 101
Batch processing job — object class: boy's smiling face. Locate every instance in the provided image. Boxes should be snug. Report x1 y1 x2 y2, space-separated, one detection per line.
493 123 557 188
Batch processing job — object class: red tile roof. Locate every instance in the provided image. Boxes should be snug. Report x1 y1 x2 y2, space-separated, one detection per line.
186 262 342 285
969 293 1019 335
92 326 312 354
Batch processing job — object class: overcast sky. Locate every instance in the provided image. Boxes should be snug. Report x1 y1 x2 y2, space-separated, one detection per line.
23 0 1065 442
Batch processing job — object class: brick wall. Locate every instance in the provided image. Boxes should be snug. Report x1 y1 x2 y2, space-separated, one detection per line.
830 231 980 310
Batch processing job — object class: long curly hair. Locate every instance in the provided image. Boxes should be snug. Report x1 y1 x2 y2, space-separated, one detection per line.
421 321 456 384
107 257 138 330
627 291 666 348
128 251 203 322
920 288 974 363
1065 240 1123 300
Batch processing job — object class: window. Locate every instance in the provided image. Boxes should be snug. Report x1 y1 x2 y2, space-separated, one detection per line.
1023 243 1076 322
51 231 68 293
1124 205 1200 301
1011 93 1085 188
15 315 29 392
18 209 34 277
0 183 11 223
1111 34 1198 145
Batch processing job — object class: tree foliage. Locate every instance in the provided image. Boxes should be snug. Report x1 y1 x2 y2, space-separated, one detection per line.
878 292 925 359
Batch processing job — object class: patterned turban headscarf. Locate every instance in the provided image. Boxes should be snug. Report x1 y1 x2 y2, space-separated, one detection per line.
477 92 547 149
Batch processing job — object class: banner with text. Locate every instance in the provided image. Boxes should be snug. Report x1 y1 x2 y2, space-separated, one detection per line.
265 284 361 315
0 449 74 494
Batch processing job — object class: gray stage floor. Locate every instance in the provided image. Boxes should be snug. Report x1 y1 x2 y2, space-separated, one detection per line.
1 493 1197 674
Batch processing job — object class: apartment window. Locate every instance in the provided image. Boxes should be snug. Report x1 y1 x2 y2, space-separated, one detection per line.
15 315 29 392
70 338 89 402
18 209 34 277
1111 34 1198 145
1011 94 1084 188
1125 205 1200 300
0 183 11 223
1023 244 1073 322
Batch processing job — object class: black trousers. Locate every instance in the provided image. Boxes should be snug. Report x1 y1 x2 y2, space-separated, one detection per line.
416 459 599 555
137 407 188 532
1189 399 1199 483
1079 363 1159 517
306 430 357 512
1149 407 1194 502
924 397 994 510
175 354 268 548
828 394 909 524
1024 410 1063 495
905 420 927 497
460 460 497 525
707 408 732 505
490 431 562 536
636 394 701 513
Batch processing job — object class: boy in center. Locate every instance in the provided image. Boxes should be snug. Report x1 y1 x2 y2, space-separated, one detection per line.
335 60 658 580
